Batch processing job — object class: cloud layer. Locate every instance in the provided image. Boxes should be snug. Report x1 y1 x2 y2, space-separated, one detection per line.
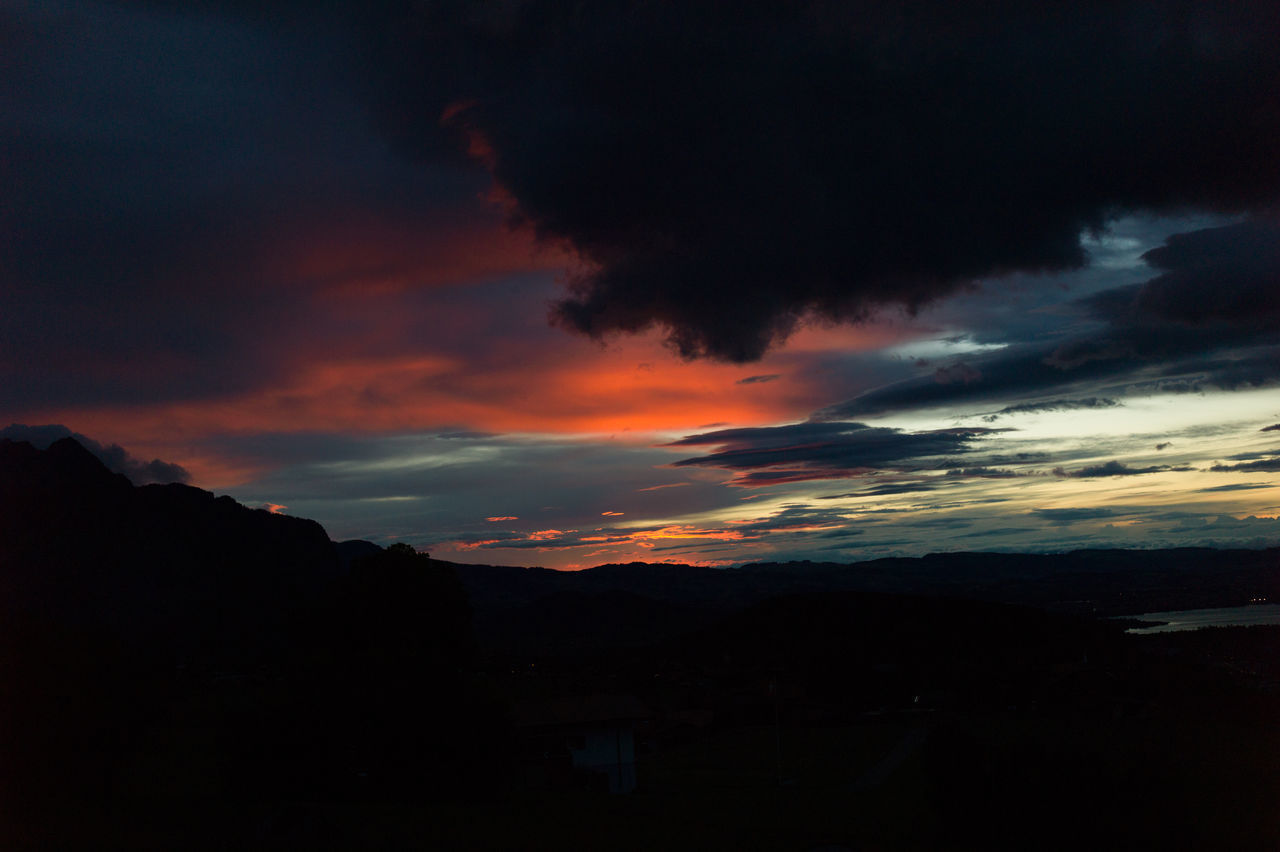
823 219 1280 419
1 423 189 485
4 3 1280 568
668 421 999 485
378 1 1280 360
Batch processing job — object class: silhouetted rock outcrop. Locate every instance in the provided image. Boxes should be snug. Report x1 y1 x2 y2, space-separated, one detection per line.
0 438 493 836
0 436 338 659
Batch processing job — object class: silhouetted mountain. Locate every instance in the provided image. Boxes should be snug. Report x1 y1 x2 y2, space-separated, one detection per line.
0 436 338 663
446 547 1279 658
736 549 1280 614
3 437 1278 848
334 538 384 572
0 439 493 839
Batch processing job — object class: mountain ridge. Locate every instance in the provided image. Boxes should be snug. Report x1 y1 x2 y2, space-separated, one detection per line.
4 435 1275 658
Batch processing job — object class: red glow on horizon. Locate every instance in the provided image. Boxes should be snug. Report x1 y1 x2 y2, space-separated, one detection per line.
16 205 924 492
42 331 873 487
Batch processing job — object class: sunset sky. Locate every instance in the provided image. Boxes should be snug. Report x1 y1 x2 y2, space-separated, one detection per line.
4 0 1280 569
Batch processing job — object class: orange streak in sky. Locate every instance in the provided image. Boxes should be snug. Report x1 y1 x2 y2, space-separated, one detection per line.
17 210 924 489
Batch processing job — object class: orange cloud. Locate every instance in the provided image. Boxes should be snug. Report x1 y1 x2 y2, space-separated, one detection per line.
529 529 575 540
19 206 923 490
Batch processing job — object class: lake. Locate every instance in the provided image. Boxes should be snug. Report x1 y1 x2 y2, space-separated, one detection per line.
1123 603 1280 634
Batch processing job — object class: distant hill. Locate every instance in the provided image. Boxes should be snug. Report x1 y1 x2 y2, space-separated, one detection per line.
444 548 1279 657
448 548 1278 614
4 433 1276 661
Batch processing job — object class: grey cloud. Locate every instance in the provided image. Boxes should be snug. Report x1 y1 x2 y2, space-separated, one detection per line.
1031 507 1118 525
817 481 939 499
736 374 780 385
822 220 1280 420
1218 449 1280 461
1129 220 1280 325
933 363 982 386
1 423 190 485
522 4 1280 360
1208 456 1280 473
945 467 1025 479
668 421 999 485
1052 460 1182 478
157 1 1280 362
814 528 865 539
1195 482 1275 493
980 397 1121 422
722 504 860 538
955 527 1029 539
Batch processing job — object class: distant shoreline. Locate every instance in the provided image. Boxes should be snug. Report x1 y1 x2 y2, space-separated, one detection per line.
1121 603 1280 634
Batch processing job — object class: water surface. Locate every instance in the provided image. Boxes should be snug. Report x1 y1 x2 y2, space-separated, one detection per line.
1124 603 1280 634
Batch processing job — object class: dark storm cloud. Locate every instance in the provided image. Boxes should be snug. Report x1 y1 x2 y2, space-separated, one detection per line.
324 0 1280 361
667 421 997 484
823 219 1280 418
1124 220 1280 326
1 423 190 485
9 0 1280 424
0 0 490 408
1261 424 1280 433
736 374 780 386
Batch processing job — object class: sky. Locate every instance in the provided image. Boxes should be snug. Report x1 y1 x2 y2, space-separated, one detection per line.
4 0 1280 569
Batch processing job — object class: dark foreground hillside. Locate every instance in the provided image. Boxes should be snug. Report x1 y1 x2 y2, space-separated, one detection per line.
1 438 1277 848
0 438 504 846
